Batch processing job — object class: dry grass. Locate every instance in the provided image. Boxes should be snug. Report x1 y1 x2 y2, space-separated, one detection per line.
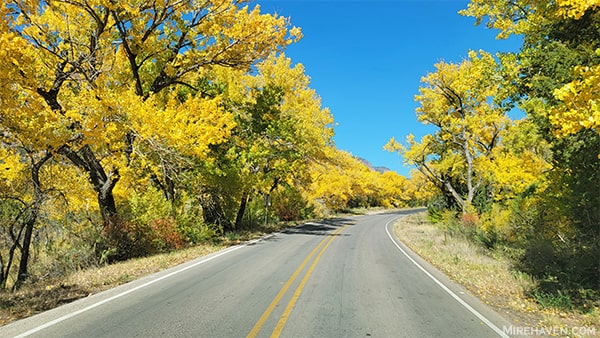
66 244 227 291
394 211 599 336
3 210 596 334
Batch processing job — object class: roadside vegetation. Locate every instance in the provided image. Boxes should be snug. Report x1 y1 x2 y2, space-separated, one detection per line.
0 218 319 325
1 0 598 333
394 212 599 334
385 0 600 330
0 0 416 297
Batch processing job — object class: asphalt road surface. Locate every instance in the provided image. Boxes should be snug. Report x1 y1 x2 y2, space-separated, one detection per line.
0 210 517 337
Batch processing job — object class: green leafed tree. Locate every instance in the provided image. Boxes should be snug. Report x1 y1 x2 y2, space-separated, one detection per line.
197 54 334 230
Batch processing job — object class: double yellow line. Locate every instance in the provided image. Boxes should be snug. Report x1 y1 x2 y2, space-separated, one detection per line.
247 224 347 338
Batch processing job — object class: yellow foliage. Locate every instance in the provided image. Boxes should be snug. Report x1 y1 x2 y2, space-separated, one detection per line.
135 91 235 159
0 147 27 194
43 164 99 215
551 60 600 139
1 0 300 225
379 171 409 208
306 147 360 210
460 0 553 39
480 204 513 241
305 146 410 211
404 170 437 204
556 0 600 19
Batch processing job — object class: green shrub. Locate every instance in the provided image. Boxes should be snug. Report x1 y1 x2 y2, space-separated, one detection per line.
177 211 220 244
102 188 185 261
531 288 573 311
127 187 172 228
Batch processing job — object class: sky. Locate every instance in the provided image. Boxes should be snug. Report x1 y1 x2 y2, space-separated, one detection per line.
258 0 522 177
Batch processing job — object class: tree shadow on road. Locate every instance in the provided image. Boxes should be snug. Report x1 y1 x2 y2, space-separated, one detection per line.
281 218 354 236
377 207 427 216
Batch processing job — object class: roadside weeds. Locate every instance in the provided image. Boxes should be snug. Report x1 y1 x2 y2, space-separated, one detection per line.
0 215 336 327
0 244 229 326
4 208 595 334
393 211 599 337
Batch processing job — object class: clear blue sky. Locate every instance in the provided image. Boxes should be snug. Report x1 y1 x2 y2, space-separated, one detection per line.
259 0 521 177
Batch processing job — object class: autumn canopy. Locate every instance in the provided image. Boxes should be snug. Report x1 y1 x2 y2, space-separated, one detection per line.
0 0 410 289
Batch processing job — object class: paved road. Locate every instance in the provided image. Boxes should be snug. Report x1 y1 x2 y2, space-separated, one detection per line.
0 210 516 337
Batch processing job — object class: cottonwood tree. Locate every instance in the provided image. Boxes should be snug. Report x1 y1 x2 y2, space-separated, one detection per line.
197 54 334 230
387 51 516 213
0 10 56 288
461 0 600 138
2 0 300 233
0 143 54 289
461 0 599 292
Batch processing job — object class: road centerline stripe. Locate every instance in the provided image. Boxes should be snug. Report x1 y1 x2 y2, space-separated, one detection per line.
247 224 346 338
271 226 343 338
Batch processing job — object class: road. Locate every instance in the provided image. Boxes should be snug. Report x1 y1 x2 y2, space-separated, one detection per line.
0 210 517 337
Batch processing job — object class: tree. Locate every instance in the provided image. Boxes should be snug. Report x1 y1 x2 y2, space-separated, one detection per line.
0 145 49 289
0 10 56 288
387 51 516 213
3 0 300 232
461 0 600 139
197 54 334 230
462 0 600 294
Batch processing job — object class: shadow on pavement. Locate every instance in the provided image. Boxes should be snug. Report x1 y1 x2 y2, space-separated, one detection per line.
378 207 427 216
281 218 354 236
255 208 426 242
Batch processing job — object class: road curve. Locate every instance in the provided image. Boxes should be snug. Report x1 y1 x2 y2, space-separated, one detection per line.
0 210 517 337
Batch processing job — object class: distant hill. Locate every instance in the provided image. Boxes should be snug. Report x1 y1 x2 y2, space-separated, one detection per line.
355 156 391 174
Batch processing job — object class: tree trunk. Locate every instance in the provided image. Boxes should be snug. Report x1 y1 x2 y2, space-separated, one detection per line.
234 192 249 229
14 152 52 290
201 193 233 232
15 216 35 290
419 164 468 213
162 161 176 203
151 164 176 204
443 180 467 213
3 233 20 289
59 145 120 229
0 258 5 289
98 186 119 228
462 138 476 212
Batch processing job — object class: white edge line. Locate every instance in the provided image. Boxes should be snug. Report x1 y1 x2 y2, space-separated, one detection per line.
13 244 247 338
384 218 510 338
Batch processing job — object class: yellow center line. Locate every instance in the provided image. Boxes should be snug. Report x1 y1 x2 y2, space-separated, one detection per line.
246 225 346 338
270 228 342 338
